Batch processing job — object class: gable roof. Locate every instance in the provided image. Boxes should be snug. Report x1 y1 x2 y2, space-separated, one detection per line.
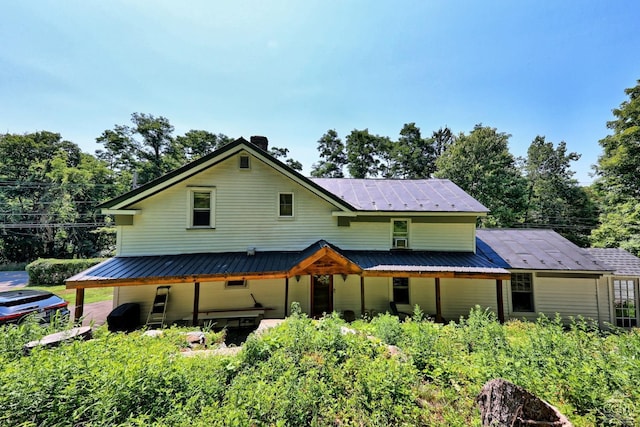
584 248 640 276
476 229 611 272
99 138 356 212
311 178 488 213
98 138 487 215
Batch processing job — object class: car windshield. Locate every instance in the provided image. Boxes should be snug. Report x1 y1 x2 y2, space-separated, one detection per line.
0 293 53 307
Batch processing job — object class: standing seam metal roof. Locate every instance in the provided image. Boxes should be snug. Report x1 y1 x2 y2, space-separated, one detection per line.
310 178 488 212
67 240 509 284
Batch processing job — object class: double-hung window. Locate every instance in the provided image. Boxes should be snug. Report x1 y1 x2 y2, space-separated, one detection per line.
189 188 215 228
511 272 534 312
278 192 294 218
392 219 409 248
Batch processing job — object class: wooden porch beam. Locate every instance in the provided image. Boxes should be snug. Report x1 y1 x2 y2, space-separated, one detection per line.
362 271 510 280
496 279 505 323
284 277 289 317
192 282 200 326
360 276 365 316
435 277 443 323
65 271 290 289
74 287 85 323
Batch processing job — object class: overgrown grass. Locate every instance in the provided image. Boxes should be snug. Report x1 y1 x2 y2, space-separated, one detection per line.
0 307 638 426
26 284 114 306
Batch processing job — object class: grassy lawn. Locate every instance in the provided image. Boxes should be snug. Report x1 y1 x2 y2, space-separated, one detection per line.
27 285 113 306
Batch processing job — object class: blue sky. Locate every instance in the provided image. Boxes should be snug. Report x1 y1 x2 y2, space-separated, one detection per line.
1 1 638 184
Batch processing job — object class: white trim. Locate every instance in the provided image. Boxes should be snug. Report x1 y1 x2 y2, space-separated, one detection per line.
391 218 410 249
278 192 294 218
239 154 251 170
187 187 216 229
333 211 487 217
102 209 140 215
109 142 354 213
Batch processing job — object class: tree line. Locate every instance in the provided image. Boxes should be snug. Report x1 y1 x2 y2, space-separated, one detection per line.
1 80 638 263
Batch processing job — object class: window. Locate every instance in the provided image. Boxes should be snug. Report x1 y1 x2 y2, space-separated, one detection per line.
239 155 250 169
188 188 215 228
511 272 534 312
226 279 247 288
279 192 294 217
392 219 409 248
392 277 410 304
614 279 637 327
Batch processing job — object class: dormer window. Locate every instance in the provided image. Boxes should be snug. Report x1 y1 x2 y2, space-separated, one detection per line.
188 187 215 228
392 219 409 248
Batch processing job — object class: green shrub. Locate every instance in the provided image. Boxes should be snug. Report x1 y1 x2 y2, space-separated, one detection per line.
25 258 106 286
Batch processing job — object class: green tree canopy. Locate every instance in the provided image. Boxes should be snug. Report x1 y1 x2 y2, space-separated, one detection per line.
311 129 346 178
0 132 117 262
591 80 640 254
435 124 527 227
522 136 596 246
389 123 436 179
345 129 386 178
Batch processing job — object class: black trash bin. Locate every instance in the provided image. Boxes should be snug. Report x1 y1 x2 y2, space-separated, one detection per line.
107 303 140 332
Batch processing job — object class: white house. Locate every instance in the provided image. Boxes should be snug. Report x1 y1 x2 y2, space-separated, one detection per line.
67 136 634 329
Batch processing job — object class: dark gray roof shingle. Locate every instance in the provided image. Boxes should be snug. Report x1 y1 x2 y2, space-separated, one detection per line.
584 248 640 276
476 229 610 272
311 178 488 213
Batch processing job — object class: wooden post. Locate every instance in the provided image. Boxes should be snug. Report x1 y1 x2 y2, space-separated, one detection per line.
435 277 443 323
496 279 505 323
74 287 85 323
192 282 200 326
360 276 365 316
284 277 289 317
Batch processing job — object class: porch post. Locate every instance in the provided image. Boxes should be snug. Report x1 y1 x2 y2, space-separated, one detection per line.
496 279 505 323
435 278 443 323
192 282 200 326
360 276 365 316
284 277 289 317
74 287 85 323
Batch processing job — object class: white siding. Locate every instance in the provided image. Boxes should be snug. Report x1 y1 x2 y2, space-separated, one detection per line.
532 276 600 322
333 275 362 316
440 278 497 320
363 277 391 315
117 154 476 255
114 279 286 326
412 222 475 252
288 275 310 314
409 278 437 315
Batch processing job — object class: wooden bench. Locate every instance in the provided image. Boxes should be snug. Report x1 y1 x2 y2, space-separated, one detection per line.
184 307 273 327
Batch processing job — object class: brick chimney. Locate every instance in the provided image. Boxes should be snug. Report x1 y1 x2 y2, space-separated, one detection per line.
250 135 269 151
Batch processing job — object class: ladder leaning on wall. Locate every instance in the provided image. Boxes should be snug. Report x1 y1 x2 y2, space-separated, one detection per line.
146 286 171 328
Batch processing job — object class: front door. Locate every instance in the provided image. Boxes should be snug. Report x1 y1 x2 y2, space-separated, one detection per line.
311 274 333 317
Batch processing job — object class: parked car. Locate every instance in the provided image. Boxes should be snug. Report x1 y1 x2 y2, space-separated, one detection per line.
0 289 70 325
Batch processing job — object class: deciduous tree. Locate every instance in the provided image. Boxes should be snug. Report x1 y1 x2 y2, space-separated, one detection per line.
435 124 527 226
591 80 640 254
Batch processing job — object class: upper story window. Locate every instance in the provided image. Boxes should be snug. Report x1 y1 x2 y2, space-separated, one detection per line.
239 155 250 169
279 192 294 218
511 272 534 312
392 219 409 248
188 188 215 228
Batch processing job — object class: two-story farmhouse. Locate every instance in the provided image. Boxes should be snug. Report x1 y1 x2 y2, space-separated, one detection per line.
67 137 638 329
